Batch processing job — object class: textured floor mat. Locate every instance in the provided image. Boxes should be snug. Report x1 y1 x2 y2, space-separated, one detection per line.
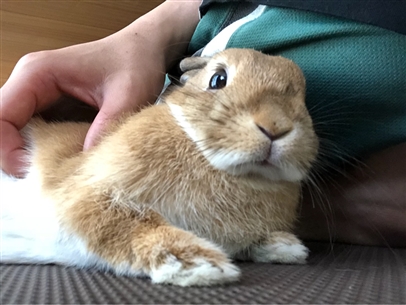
1 243 405 304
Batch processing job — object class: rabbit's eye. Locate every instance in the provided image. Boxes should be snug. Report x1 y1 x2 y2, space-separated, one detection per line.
209 69 227 89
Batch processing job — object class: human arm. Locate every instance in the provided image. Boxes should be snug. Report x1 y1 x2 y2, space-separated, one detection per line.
0 0 201 177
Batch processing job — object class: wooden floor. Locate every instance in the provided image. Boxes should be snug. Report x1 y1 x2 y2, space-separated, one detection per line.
0 1 164 85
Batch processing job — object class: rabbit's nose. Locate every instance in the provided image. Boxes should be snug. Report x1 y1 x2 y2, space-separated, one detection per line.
256 124 291 142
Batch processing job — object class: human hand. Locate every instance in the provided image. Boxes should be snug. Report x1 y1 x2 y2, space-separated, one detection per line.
0 36 165 177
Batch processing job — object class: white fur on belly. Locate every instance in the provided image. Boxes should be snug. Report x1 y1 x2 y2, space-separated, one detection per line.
0 167 120 273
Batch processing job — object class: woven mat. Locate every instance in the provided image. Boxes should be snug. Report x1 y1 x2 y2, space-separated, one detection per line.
1 243 405 304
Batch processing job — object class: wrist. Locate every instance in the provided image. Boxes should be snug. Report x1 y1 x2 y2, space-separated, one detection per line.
117 1 201 71
160 0 201 68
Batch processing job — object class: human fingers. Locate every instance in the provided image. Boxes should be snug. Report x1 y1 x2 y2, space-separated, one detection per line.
0 121 27 177
83 75 164 150
0 52 62 176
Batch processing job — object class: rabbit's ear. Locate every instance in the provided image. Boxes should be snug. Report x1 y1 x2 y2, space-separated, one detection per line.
179 56 210 84
179 70 198 84
180 56 210 73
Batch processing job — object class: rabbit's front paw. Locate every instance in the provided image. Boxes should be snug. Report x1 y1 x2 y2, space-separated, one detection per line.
250 231 309 264
147 238 240 286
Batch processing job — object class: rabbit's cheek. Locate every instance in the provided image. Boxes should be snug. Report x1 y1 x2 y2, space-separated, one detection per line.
202 148 253 173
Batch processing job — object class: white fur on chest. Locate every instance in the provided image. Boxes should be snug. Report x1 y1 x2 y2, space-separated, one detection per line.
0 167 115 271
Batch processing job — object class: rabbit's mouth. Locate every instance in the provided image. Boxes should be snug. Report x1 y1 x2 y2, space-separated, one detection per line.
254 160 278 172
240 159 306 182
255 159 284 174
258 159 273 166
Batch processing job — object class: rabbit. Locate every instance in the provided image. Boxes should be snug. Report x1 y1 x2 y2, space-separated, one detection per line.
0 48 319 286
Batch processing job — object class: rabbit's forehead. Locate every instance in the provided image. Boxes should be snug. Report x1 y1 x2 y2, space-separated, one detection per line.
208 53 303 88
205 59 237 85
204 55 273 89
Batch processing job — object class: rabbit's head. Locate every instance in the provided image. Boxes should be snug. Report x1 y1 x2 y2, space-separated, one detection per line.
166 49 318 182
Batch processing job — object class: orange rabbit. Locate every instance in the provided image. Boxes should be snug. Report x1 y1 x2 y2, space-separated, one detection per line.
1 49 318 286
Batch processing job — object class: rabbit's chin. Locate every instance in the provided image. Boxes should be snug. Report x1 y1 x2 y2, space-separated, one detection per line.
237 163 305 182
206 153 306 182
